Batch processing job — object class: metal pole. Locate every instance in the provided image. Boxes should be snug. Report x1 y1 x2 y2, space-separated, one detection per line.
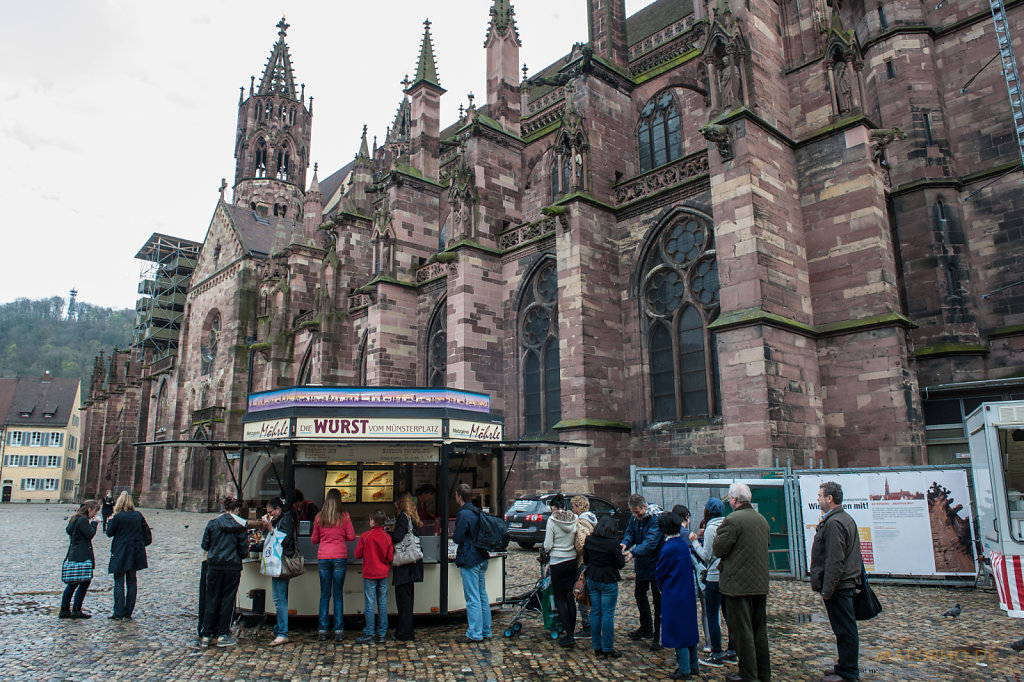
439 444 450 616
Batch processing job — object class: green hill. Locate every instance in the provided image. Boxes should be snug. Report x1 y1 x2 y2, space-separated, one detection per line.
0 296 135 400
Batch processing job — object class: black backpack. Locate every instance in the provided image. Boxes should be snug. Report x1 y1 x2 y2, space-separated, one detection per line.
472 507 510 552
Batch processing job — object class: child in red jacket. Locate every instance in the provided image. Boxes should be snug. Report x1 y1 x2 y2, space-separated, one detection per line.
354 510 394 644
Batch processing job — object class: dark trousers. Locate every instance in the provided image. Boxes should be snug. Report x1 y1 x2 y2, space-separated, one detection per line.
549 560 578 638
824 588 859 680
202 567 241 637
112 571 138 618
197 561 208 637
61 580 90 613
635 578 661 636
102 513 111 532
394 582 415 639
724 594 770 682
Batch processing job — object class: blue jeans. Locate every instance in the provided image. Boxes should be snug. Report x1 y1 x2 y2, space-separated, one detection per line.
318 559 347 632
705 581 735 656
362 578 388 638
271 577 289 637
676 644 700 674
460 560 491 640
587 579 618 652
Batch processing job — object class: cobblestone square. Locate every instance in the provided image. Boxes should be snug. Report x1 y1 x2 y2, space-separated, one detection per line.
4 505 1024 680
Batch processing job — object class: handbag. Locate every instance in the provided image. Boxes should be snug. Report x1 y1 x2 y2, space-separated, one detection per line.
61 521 94 584
141 515 153 547
392 519 424 567
853 563 882 621
280 550 305 579
573 566 590 607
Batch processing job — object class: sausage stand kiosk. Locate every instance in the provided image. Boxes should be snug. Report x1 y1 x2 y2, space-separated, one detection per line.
235 386 508 617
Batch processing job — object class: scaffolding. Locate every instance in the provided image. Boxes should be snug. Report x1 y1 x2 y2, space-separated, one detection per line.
131 233 201 362
991 0 1024 177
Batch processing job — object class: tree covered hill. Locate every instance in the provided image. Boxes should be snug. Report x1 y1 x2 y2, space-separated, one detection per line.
0 296 135 401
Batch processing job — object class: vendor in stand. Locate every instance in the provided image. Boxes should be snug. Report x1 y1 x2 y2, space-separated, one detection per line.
415 484 438 523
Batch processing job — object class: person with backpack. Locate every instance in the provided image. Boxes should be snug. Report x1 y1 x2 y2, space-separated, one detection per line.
453 482 491 643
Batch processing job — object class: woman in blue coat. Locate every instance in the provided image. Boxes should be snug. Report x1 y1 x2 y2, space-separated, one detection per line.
106 491 149 620
656 512 700 680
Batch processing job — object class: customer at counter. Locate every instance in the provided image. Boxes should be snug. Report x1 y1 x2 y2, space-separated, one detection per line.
390 492 425 641
312 489 356 642
264 497 296 647
355 511 394 644
454 482 491 643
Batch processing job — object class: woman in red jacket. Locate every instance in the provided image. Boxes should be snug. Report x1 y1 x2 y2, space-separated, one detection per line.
311 488 356 641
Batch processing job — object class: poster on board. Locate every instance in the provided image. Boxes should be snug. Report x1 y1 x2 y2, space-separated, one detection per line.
798 470 977 576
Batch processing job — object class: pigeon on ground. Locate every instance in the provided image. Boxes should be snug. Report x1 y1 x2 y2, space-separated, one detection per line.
1009 637 1024 653
942 604 962 618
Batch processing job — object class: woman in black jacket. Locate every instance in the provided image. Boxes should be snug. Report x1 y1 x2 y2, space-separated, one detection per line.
582 515 627 658
106 492 149 620
199 496 248 647
389 491 424 641
60 500 100 619
264 497 296 646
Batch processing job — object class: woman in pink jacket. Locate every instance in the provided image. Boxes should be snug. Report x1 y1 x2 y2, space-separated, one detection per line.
312 488 356 641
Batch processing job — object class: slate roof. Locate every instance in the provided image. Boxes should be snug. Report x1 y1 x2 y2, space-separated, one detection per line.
626 0 693 45
318 158 358 212
222 203 292 258
4 376 80 427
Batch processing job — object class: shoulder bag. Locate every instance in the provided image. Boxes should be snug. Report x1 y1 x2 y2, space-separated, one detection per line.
141 514 153 547
61 520 94 584
392 518 424 567
853 563 882 620
573 566 590 606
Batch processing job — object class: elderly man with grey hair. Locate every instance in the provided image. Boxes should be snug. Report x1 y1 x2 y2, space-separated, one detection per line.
712 482 771 682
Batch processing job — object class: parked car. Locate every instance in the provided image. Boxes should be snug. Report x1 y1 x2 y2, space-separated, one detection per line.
503 492 630 549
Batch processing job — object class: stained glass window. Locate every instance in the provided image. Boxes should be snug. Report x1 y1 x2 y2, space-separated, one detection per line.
519 260 561 434
638 91 683 173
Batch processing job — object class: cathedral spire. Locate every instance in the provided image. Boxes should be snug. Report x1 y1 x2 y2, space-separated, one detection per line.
485 0 520 46
410 19 441 89
257 17 299 100
357 125 370 161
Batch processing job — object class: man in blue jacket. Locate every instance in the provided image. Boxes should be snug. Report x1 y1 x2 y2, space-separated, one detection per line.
453 482 491 643
620 493 665 650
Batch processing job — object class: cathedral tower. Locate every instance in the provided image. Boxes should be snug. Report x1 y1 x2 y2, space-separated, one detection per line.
233 18 312 221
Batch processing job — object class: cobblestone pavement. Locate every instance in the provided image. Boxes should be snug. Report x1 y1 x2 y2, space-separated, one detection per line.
3 505 1024 681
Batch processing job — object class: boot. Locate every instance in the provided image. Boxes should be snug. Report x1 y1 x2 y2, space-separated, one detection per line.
58 610 72 619
71 610 92 619
649 634 662 651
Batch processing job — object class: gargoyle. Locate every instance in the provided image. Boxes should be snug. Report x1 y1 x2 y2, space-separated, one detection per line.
870 127 906 164
700 122 734 161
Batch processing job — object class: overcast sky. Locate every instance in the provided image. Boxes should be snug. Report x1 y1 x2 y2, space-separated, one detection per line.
1 0 655 310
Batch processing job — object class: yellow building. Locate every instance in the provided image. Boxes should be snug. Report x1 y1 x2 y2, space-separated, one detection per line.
0 373 82 503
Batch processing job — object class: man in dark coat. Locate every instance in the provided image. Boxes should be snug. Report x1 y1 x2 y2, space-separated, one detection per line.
620 493 665 650
811 481 863 682
713 482 770 682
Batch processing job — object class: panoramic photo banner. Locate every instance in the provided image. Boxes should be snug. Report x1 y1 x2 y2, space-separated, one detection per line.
798 470 978 577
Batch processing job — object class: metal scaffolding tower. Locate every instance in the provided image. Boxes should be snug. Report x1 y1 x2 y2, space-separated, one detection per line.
991 0 1024 177
132 233 201 361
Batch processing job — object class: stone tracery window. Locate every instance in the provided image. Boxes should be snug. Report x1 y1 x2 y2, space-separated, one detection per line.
200 312 220 376
426 300 447 388
638 90 683 173
640 213 720 422
519 259 561 434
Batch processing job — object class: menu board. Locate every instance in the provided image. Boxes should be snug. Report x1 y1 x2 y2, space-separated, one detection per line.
325 469 357 503
361 469 394 503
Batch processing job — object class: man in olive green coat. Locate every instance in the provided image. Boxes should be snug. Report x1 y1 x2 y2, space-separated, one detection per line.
712 482 771 682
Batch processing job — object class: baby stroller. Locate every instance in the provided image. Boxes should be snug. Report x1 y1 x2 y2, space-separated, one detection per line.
504 554 563 639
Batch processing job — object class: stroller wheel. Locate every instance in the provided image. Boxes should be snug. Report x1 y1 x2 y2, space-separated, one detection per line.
505 629 513 638
551 629 560 639
513 622 522 633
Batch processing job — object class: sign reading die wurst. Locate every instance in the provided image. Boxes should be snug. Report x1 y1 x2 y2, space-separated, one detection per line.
295 417 442 440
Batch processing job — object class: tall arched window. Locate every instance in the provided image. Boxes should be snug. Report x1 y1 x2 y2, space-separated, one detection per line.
426 300 447 387
519 259 561 434
637 90 683 173
254 139 267 178
640 212 720 422
200 312 220 376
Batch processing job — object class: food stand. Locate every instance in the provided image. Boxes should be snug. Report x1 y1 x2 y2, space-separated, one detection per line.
235 386 508 617
968 400 1024 617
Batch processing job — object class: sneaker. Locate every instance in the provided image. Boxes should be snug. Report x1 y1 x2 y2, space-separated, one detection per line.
558 636 575 648
649 637 663 652
603 649 623 658
334 632 344 642
628 627 653 641
722 652 738 664
455 635 483 643
317 632 328 642
669 670 693 681
355 634 375 644
58 610 72 619
701 654 724 668
198 636 212 646
217 635 237 647
377 635 387 644
702 644 712 653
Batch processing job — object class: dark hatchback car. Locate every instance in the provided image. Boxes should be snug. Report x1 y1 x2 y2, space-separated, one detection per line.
503 493 630 549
